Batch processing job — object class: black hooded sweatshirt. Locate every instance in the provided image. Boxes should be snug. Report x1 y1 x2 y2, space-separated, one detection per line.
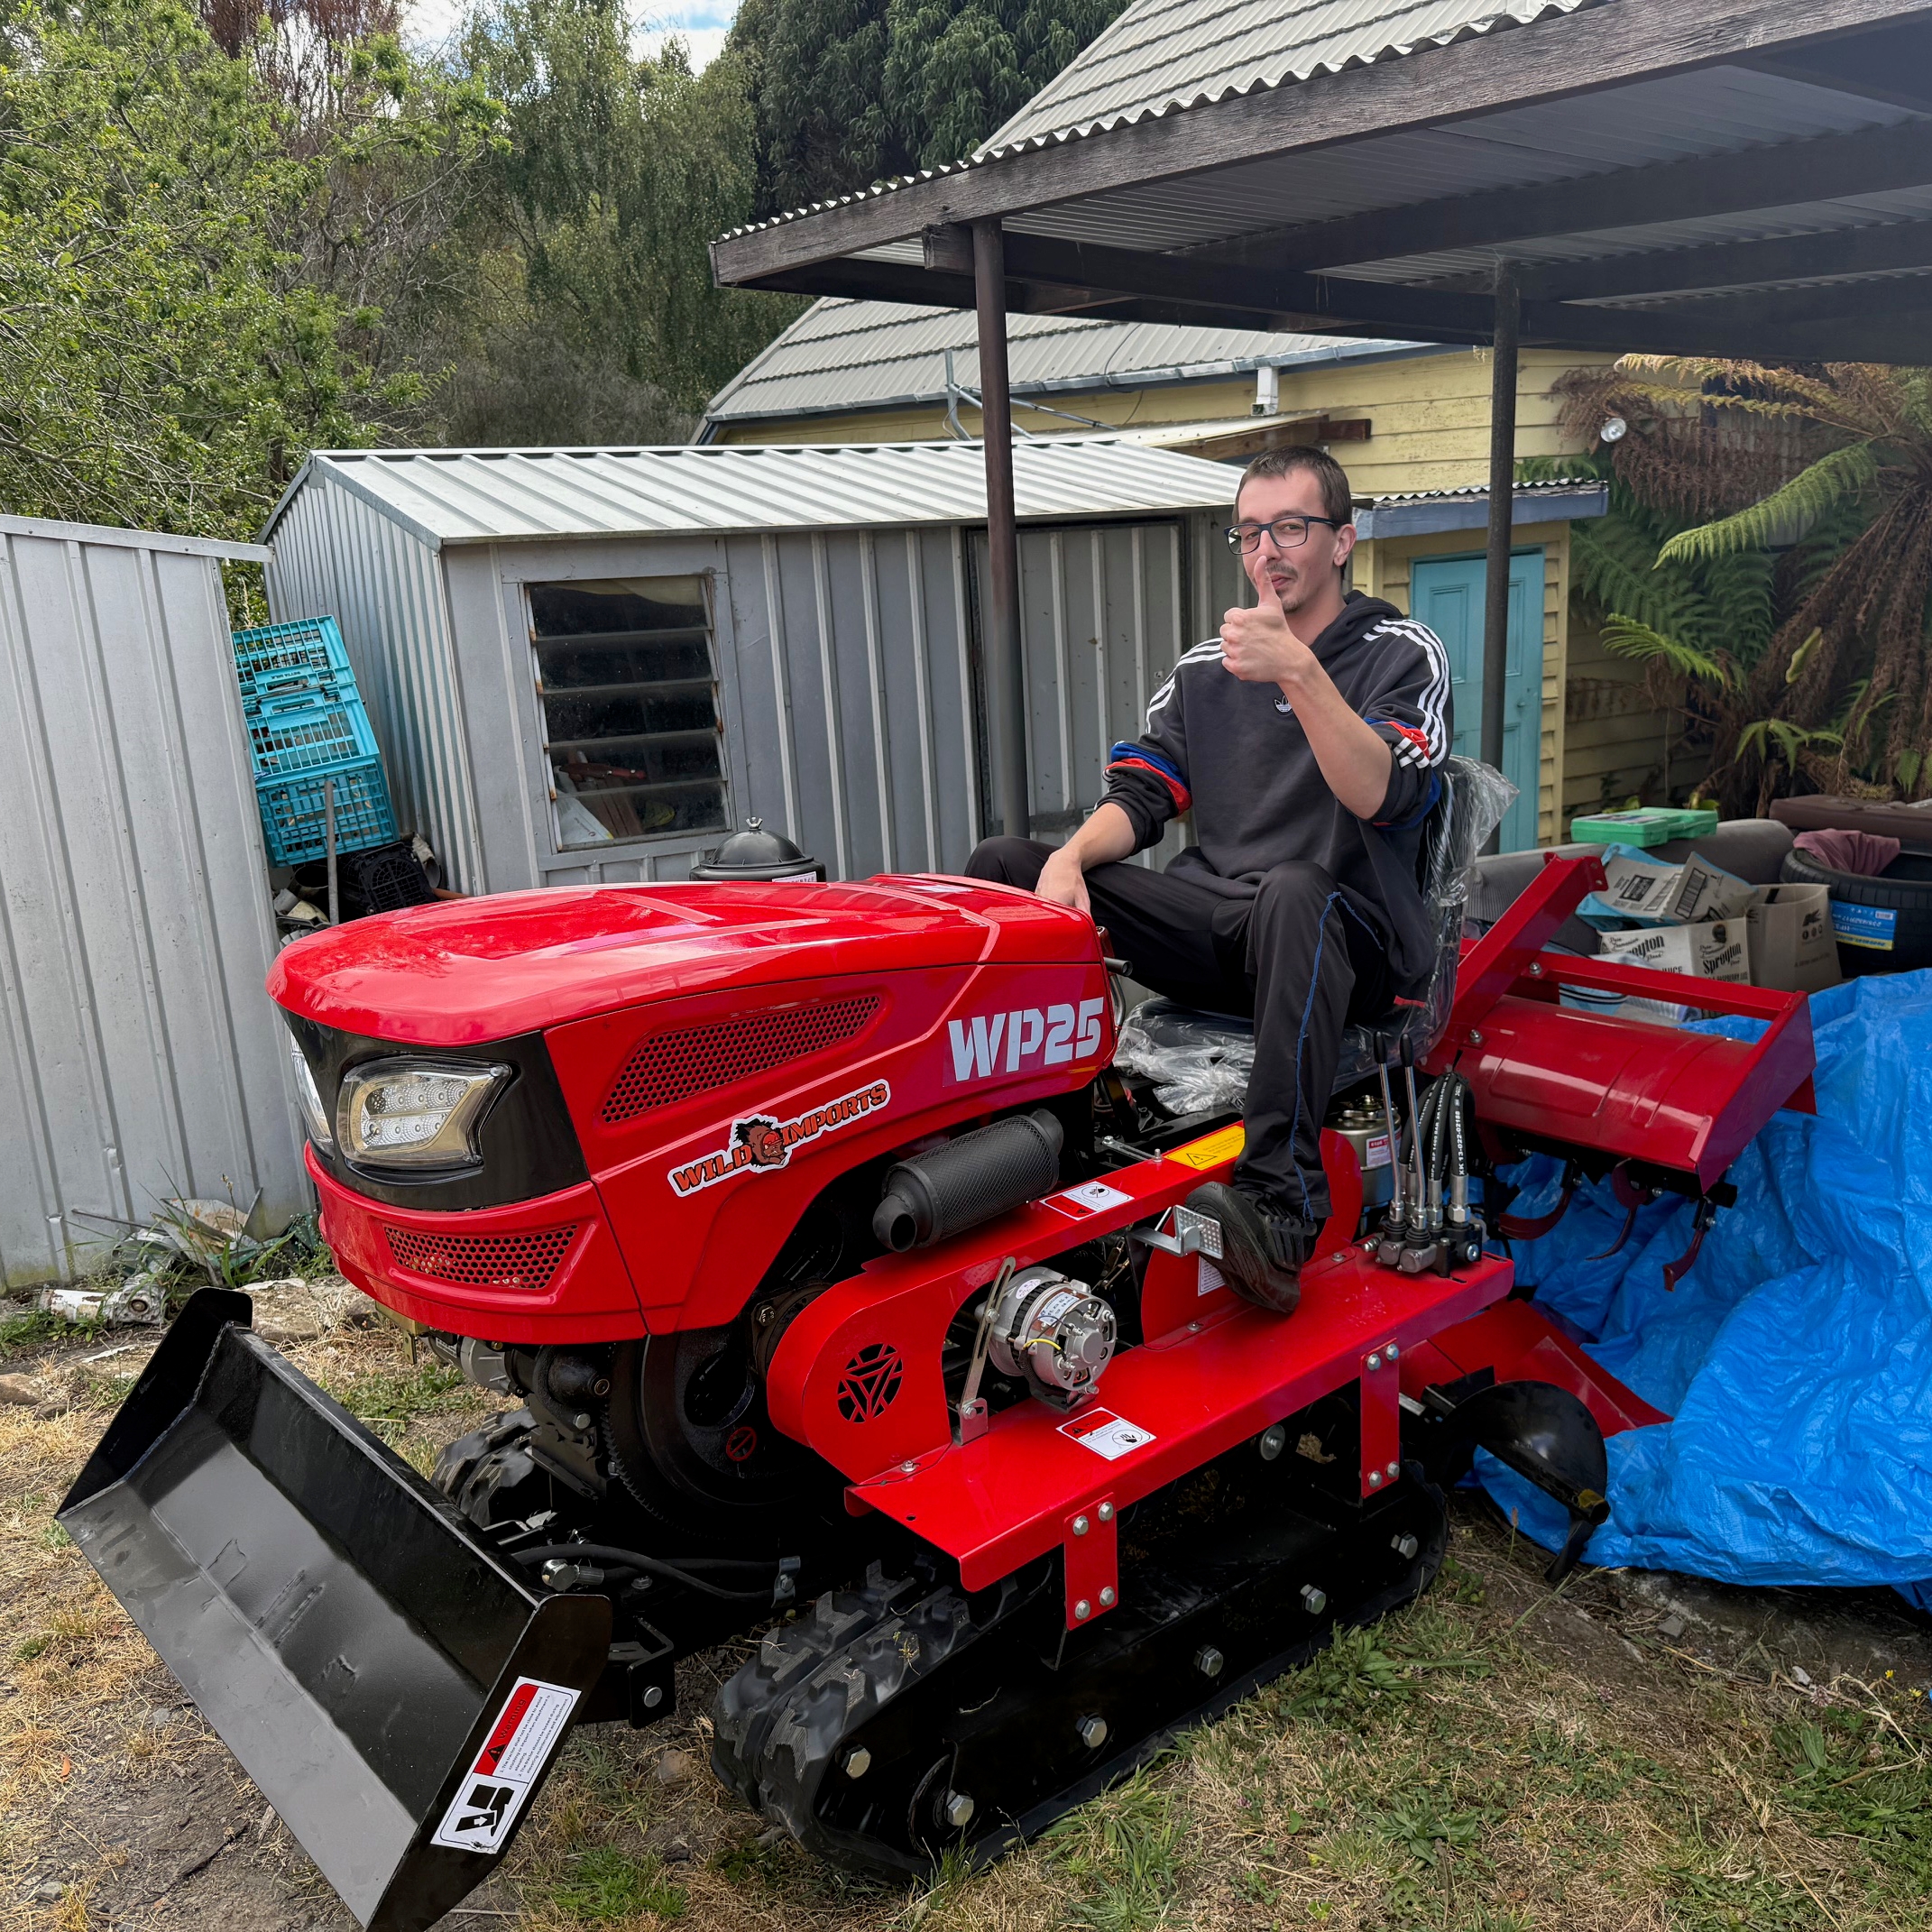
1100 591 1452 989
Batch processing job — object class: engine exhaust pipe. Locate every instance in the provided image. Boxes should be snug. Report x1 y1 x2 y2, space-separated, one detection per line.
873 1109 1063 1252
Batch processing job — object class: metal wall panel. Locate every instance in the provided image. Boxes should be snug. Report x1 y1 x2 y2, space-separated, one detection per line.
265 475 485 893
712 524 982 879
0 528 306 1287
965 510 1246 864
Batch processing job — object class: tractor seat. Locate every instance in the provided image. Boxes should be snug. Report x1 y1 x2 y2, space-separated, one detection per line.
1112 757 1505 1115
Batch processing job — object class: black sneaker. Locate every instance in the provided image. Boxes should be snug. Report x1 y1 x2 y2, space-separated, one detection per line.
1183 1182 1315 1315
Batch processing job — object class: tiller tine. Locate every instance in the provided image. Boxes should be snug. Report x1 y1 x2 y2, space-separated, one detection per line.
1661 1196 1721 1293
58 1291 610 1932
1454 1381 1612 1585
1495 1160 1583 1243
1585 1165 1657 1262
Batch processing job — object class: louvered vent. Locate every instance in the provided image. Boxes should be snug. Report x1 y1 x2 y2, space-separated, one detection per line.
602 994 882 1124
384 1224 579 1292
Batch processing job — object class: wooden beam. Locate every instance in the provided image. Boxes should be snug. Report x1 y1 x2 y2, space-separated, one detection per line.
1593 269 1932 336
1721 302 1932 362
1165 418 1372 463
711 0 1932 284
1191 118 1932 280
1482 264 1519 796
745 249 1932 363
973 220 1031 843
1501 216 1932 302
759 228 1927 362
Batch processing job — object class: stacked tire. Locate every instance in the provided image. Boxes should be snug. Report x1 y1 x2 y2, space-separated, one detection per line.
1780 848 1932 979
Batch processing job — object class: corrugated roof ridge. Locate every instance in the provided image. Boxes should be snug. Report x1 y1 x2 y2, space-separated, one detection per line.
714 0 1601 243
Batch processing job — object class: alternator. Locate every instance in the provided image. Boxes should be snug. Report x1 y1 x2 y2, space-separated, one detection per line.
988 1266 1116 1411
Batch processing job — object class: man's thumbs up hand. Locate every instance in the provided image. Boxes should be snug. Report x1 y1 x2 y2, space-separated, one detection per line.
1220 573 1315 687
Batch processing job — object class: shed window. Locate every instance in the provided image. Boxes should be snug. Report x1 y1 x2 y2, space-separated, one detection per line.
529 576 728 849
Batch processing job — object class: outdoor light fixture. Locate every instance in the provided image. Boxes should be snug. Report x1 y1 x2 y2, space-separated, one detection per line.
336 1059 510 1174
1599 416 1628 443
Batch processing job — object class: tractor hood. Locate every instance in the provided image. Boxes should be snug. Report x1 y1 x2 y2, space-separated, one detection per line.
268 875 1094 1047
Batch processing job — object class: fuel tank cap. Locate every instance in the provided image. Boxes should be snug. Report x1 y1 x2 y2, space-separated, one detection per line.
691 816 826 882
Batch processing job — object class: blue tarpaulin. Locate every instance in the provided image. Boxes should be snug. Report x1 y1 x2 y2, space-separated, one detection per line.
1476 971 1932 1610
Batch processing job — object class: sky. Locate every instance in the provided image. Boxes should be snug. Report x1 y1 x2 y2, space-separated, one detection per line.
405 0 735 68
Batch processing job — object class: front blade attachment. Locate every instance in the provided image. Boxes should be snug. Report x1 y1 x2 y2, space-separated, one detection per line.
58 1290 610 1932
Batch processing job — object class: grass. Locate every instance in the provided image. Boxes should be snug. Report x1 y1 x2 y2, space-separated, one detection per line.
547 1845 687 1921
0 1300 1927 1932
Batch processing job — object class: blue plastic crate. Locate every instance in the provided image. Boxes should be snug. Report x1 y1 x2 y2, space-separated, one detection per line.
232 615 356 707
256 758 397 867
245 693 382 777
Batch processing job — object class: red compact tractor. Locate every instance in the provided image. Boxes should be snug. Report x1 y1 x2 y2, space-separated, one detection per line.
61 791 1816 1931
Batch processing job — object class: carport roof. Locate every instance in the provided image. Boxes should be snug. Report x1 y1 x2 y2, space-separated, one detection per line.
710 0 1932 366
261 440 1247 550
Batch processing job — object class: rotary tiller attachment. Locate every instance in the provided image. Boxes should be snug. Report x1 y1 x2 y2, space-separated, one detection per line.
57 1292 611 1932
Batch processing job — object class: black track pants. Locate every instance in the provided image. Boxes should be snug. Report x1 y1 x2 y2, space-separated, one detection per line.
964 839 1393 1220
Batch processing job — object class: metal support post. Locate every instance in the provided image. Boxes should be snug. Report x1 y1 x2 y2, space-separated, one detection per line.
973 217 1030 842
1481 261 1520 850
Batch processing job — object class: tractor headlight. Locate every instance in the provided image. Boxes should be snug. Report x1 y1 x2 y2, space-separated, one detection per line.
336 1059 511 1174
289 1033 335 1153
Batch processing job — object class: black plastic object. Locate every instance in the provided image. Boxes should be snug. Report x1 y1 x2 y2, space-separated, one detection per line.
58 1292 611 1932
293 838 437 921
691 816 825 882
872 1109 1063 1251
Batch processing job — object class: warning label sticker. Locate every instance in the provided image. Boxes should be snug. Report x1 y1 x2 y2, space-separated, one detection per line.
1051 1180 1133 1216
430 1677 581 1856
1164 1123 1244 1170
1060 1409 1156 1461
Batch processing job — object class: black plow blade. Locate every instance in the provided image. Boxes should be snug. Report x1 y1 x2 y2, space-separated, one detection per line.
57 1291 610 1931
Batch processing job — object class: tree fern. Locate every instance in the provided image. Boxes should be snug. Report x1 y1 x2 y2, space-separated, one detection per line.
1659 442 1881 565
1598 616 1735 688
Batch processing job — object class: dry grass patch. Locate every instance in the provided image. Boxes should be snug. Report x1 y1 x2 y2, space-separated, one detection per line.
1 1304 1927 1932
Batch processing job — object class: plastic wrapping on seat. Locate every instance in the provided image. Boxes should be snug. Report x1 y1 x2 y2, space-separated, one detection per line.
1114 1004 1254 1114
1113 757 1517 1110
1477 971 1932 1602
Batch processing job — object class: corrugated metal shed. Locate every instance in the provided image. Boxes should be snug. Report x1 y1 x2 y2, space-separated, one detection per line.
985 0 1593 149
262 439 1258 549
700 299 1423 431
0 515 308 1288
263 441 1248 899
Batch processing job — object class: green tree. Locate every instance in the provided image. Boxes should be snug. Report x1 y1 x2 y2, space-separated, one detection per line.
458 0 798 422
0 0 496 535
884 0 1128 172
730 0 1129 216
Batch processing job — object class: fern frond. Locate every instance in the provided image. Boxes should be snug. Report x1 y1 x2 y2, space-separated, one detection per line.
1598 616 1736 688
1658 443 1881 564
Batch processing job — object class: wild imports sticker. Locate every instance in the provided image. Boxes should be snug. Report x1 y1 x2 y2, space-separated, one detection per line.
667 1081 890 1197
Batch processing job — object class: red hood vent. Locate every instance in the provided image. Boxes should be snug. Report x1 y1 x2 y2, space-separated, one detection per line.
602 993 883 1124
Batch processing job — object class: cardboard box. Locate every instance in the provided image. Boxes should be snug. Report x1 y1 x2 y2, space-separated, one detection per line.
1596 917 1752 1024
1579 846 1755 930
1746 882 1842 993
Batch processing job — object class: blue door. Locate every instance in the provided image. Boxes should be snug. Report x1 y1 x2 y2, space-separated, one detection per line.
1407 550 1541 852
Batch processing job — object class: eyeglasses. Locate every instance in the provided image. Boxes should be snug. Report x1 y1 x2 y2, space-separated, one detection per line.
1225 514 1345 554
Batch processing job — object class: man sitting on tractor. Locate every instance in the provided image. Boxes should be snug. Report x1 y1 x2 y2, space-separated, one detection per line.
966 446 1452 1312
